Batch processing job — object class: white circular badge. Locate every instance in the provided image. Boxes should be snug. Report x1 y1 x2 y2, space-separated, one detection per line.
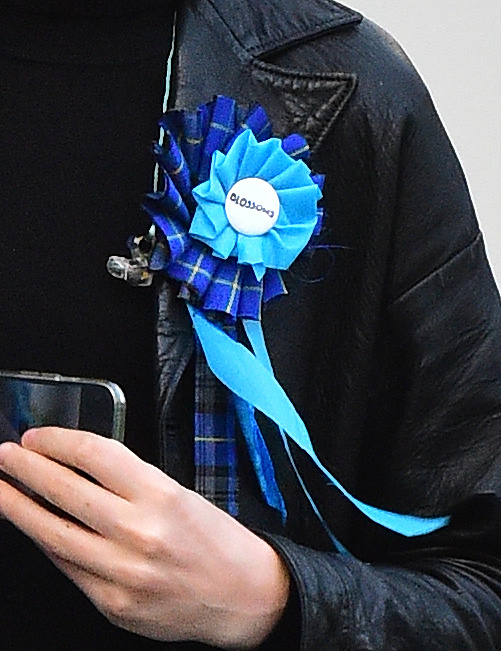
225 178 280 236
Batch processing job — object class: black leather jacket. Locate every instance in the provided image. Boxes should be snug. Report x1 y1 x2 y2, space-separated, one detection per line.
158 1 501 648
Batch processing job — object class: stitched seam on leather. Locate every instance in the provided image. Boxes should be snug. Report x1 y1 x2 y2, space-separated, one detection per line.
389 232 483 306
310 76 357 153
251 60 358 151
252 58 356 83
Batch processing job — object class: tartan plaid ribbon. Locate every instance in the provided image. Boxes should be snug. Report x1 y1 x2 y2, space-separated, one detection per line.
194 336 238 516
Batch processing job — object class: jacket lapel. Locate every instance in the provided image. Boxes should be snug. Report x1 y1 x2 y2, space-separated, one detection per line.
173 0 361 151
250 60 357 153
205 0 361 58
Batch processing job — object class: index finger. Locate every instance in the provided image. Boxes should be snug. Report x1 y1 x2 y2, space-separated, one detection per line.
21 428 160 500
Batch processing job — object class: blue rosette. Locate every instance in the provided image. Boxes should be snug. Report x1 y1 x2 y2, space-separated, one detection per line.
141 96 324 321
108 95 450 554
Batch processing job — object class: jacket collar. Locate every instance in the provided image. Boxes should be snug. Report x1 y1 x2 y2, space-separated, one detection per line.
204 0 362 59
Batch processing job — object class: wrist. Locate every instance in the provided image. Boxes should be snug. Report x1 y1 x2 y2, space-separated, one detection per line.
208 531 291 649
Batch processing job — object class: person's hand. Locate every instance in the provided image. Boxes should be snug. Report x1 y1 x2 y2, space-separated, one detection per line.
0 428 290 648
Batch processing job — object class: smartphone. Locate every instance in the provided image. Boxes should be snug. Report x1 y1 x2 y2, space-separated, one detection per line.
0 371 126 444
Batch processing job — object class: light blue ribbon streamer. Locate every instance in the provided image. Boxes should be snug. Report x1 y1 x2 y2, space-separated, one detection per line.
187 305 451 538
242 319 349 553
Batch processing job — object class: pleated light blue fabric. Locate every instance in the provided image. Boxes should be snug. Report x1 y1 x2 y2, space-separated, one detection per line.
190 130 321 281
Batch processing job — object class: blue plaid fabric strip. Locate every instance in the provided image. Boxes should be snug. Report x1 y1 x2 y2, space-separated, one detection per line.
194 336 239 516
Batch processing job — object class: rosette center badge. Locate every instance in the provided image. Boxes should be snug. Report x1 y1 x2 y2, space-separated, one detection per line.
225 178 279 236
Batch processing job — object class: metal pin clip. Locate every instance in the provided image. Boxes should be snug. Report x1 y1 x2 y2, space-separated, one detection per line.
107 225 156 287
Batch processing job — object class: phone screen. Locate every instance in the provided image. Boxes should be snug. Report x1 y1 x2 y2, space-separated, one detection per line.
0 373 126 443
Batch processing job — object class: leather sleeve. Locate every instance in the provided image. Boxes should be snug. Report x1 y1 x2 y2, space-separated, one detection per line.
263 526 501 650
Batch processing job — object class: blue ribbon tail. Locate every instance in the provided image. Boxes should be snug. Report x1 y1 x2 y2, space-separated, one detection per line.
187 305 450 539
232 396 287 522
